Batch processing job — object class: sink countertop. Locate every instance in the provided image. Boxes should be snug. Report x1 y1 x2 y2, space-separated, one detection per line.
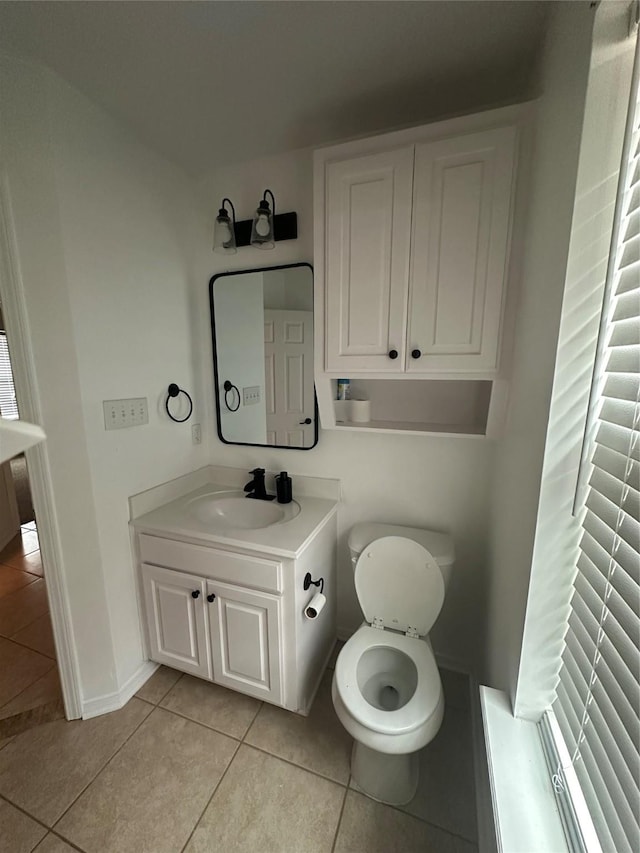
130 482 338 559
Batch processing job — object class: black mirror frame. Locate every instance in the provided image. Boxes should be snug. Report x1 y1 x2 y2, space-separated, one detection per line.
209 262 318 451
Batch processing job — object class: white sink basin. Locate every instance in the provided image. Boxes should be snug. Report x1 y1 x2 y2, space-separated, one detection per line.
187 491 301 530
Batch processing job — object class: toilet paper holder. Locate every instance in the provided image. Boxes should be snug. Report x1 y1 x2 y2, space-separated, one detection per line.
303 572 324 595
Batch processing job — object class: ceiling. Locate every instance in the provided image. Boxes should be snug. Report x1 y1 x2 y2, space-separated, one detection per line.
0 1 549 178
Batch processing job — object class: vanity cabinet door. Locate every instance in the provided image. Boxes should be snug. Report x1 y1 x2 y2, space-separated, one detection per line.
207 580 282 704
324 147 414 372
407 126 516 373
141 563 212 680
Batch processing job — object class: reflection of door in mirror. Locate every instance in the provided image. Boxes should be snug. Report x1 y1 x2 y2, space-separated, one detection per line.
264 310 314 447
210 263 317 450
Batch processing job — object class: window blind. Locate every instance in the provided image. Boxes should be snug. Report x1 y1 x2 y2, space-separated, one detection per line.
550 36 640 853
0 331 19 420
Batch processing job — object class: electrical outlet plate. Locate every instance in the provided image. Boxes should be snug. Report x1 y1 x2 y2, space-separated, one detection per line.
243 386 261 406
103 398 148 430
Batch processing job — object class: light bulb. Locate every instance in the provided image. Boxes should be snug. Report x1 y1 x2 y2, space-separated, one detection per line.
219 221 232 243
255 213 271 237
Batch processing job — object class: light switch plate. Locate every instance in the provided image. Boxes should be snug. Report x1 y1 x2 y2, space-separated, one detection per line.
243 386 261 406
103 398 148 430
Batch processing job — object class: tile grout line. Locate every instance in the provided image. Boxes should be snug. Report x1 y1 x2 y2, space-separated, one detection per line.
240 699 264 743
47 829 86 852
0 792 89 851
48 699 157 839
0 791 86 850
149 691 352 790
330 779 350 853
148 670 186 707
0 545 41 568
151 703 242 746
0 656 58 715
385 799 478 846
347 784 479 847
178 738 242 853
2 628 57 663
0 560 40 578
241 740 350 789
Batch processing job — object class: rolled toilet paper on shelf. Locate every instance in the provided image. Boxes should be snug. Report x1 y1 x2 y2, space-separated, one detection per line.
304 592 326 620
350 399 371 423
334 400 350 423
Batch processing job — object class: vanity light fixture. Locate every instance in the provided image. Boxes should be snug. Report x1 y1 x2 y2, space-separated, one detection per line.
213 191 297 250
250 189 276 249
213 198 237 254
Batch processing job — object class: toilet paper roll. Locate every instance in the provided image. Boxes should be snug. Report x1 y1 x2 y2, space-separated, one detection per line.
350 399 371 423
334 400 350 423
304 592 326 620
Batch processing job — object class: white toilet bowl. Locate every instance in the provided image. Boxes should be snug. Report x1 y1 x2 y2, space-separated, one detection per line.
331 525 453 805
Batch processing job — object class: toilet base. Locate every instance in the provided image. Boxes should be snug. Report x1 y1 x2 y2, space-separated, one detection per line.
351 741 419 806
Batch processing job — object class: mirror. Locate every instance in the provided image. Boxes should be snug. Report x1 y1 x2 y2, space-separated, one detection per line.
210 263 317 449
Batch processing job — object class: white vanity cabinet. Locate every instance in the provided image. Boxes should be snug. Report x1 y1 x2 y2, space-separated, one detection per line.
134 498 337 714
141 563 212 680
206 579 282 703
321 125 516 375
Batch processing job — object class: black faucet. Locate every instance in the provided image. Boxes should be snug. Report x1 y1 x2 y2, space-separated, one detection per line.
243 468 275 501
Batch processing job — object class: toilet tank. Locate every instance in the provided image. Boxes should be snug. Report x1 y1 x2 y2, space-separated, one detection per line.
348 523 455 589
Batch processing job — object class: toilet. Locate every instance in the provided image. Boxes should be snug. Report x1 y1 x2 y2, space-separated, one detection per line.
331 523 454 806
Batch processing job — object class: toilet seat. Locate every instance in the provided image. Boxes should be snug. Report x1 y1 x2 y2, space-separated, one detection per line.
354 537 445 635
334 625 441 736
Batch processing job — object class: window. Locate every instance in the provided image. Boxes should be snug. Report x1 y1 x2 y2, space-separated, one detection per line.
0 331 19 420
544 39 639 853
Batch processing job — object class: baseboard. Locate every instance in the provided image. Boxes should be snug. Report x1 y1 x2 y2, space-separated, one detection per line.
81 660 159 720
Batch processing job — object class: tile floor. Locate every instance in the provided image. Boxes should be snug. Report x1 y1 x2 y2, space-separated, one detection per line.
0 525 62 719
0 647 478 853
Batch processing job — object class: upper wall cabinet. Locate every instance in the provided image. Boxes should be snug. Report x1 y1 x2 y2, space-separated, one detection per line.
325 147 414 372
318 119 517 376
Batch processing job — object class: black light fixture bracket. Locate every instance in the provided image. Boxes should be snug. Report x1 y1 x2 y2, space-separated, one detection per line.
234 210 297 247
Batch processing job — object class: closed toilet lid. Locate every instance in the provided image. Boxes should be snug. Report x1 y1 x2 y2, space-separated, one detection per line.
355 536 444 635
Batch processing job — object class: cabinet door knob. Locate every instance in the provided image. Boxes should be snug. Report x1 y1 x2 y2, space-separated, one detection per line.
207 593 216 603
388 349 398 359
191 590 200 599
299 417 312 425
411 349 422 359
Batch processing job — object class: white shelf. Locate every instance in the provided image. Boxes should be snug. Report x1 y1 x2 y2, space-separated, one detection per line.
333 419 487 437
319 377 493 438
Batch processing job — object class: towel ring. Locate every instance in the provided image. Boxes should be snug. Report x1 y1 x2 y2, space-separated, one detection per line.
165 383 193 423
223 380 241 412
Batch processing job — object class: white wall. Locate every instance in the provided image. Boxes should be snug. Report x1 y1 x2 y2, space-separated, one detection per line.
214 272 267 444
486 1 596 700
0 56 209 705
199 150 496 674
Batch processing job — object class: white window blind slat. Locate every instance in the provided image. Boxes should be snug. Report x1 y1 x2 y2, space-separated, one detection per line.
549 37 640 853
611 284 640 323
608 316 640 346
591 443 639 488
584 492 639 551
588 467 639 520
0 332 19 420
617 261 640 294
579 741 636 853
565 630 640 754
576 552 640 640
